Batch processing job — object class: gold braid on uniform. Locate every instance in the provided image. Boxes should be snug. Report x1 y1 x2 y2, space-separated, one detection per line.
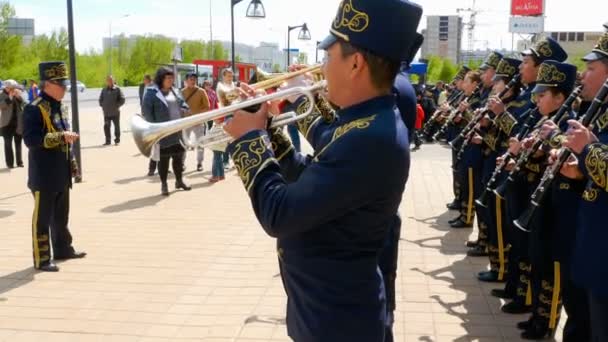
497 112 517 136
584 143 608 191
38 102 65 149
548 131 567 149
268 127 294 161
230 133 278 193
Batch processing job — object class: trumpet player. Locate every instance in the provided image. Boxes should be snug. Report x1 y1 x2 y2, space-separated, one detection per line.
221 0 423 340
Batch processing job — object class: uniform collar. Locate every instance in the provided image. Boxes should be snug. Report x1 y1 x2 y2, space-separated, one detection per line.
336 95 395 124
40 91 62 108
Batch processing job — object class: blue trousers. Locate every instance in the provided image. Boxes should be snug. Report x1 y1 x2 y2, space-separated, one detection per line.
213 151 225 178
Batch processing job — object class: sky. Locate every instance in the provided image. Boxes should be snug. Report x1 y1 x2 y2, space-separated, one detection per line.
10 0 608 62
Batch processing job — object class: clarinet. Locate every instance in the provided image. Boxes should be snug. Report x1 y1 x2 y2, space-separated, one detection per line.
474 107 537 208
504 86 583 186
491 109 543 199
514 79 608 232
450 74 521 152
433 85 483 140
422 90 463 137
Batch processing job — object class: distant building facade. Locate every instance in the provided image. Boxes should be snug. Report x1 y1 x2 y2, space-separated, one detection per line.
421 15 463 64
7 18 35 45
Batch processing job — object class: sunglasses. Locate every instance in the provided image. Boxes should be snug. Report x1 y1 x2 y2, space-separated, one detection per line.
49 80 67 89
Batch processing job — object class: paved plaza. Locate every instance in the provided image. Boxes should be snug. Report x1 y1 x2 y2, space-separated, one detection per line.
0 98 564 341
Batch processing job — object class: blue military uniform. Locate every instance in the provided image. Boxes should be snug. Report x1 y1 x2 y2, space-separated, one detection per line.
571 32 608 342
226 1 423 341
495 38 569 314
452 52 502 246
479 57 522 281
513 61 579 339
22 61 82 271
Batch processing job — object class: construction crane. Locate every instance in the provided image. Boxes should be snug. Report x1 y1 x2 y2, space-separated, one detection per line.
457 0 481 61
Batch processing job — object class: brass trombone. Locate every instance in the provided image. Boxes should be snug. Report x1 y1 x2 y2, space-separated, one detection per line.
132 76 327 158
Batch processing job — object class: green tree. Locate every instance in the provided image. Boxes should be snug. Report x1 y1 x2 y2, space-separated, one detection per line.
0 1 15 32
297 52 307 64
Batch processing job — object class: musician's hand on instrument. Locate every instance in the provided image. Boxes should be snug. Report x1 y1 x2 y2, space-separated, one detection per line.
505 159 516 172
457 101 469 113
224 102 270 140
540 120 558 140
522 137 534 149
496 155 505 166
547 149 559 165
63 131 79 144
508 138 521 156
488 97 505 115
472 134 482 145
560 157 584 180
564 120 598 154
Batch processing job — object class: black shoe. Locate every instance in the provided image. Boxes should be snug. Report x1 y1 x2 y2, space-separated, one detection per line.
467 245 489 257
197 164 203 172
37 262 59 272
115 141 120 145
161 183 169 196
521 322 552 340
17 163 24 167
450 218 473 228
448 216 461 224
175 181 192 191
103 142 111 146
446 200 461 210
466 240 479 248
517 318 533 330
147 170 155 176
491 288 514 299
477 270 503 282
54 251 87 260
501 301 532 314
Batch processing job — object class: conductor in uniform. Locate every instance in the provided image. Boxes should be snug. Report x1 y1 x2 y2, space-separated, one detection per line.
23 62 86 272
223 0 423 340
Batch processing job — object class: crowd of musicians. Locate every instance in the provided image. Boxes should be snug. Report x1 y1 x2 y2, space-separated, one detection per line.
13 0 608 340
422 27 608 341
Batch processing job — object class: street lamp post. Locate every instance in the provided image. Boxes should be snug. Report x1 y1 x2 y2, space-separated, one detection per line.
108 14 130 76
287 23 311 69
66 0 82 182
231 0 265 74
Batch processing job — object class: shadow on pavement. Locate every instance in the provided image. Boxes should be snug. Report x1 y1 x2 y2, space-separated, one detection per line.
244 315 285 325
406 211 514 341
100 193 168 213
81 144 114 151
0 267 37 299
114 175 159 185
0 210 15 219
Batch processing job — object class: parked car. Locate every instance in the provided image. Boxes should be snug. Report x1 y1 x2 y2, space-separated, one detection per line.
65 80 86 92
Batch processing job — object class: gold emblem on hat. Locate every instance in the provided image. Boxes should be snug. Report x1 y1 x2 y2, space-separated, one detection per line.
497 60 516 77
593 33 608 56
535 40 553 58
486 53 501 68
45 64 68 80
538 63 566 84
333 0 370 33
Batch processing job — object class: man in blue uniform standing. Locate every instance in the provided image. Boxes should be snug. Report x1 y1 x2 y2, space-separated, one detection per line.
223 0 423 340
562 31 608 342
23 62 86 272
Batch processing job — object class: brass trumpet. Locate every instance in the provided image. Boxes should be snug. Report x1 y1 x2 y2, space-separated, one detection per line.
132 80 327 157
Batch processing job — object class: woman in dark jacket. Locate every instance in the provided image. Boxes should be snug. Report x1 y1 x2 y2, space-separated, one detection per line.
0 80 25 168
142 67 191 196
